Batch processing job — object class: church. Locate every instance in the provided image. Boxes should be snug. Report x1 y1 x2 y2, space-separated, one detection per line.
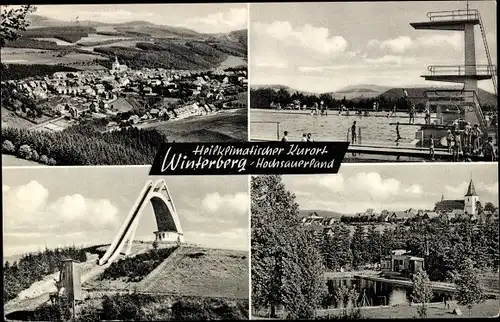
111 55 128 74
434 179 479 215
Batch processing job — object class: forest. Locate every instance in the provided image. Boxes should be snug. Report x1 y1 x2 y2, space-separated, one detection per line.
251 87 498 113
93 40 229 70
100 247 179 282
251 175 499 319
250 88 411 112
21 26 96 43
1 122 166 165
1 63 79 80
3 246 88 304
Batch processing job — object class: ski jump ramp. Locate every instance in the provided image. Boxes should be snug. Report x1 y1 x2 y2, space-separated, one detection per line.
98 179 185 266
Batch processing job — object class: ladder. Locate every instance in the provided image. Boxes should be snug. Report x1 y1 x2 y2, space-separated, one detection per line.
478 12 497 96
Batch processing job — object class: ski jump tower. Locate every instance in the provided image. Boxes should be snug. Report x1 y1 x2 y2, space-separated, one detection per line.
410 3 497 136
99 179 186 266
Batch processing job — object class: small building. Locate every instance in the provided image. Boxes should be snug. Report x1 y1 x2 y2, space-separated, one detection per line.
381 250 425 275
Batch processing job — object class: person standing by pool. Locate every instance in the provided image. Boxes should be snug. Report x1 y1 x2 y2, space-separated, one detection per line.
429 134 435 160
351 121 357 144
281 131 289 142
424 102 431 125
409 103 415 124
446 130 454 154
452 131 461 161
396 122 401 142
482 137 496 161
471 124 481 155
301 133 307 142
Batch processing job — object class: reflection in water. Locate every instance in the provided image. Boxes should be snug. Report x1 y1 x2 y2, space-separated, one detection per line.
326 277 449 308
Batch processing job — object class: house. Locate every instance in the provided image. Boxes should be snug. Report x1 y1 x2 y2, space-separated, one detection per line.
381 250 424 275
128 115 140 124
150 109 160 118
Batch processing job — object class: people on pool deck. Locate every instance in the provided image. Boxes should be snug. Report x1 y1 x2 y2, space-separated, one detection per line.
429 134 435 160
446 130 454 154
351 121 357 144
307 133 314 142
395 122 401 142
301 133 307 142
409 103 415 124
472 124 482 154
482 137 496 161
452 130 461 162
281 131 289 142
424 103 431 125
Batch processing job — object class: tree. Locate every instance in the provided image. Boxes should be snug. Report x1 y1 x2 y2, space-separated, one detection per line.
454 258 485 318
351 225 368 268
39 154 49 164
411 269 433 318
2 140 15 153
251 175 326 319
484 202 496 213
17 144 32 159
1 5 37 47
366 225 381 264
31 149 39 161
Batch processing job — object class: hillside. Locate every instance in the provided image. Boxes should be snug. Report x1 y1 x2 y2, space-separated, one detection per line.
3 15 247 71
298 209 349 219
250 84 317 96
328 84 393 100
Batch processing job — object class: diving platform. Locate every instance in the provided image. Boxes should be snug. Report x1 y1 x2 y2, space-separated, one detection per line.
422 65 495 83
410 9 480 31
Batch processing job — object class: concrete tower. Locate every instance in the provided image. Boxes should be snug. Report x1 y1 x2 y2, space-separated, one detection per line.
464 179 479 215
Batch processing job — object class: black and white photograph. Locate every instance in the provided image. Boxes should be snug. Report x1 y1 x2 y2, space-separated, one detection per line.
249 1 497 163
3 167 249 320
1 4 248 166
251 163 499 319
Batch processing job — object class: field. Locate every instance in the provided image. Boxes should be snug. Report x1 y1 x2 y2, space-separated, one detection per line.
33 37 74 46
84 246 249 299
316 299 500 319
146 108 248 142
2 154 41 166
1 47 106 65
142 247 249 299
219 55 247 68
76 33 131 44
1 107 35 128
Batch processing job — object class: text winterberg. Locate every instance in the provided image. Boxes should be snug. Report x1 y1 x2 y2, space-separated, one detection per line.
192 144 329 157
255 158 335 168
162 147 247 172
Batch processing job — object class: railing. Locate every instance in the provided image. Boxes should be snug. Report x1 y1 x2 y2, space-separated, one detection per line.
478 12 498 96
426 9 479 22
424 89 487 130
426 64 496 76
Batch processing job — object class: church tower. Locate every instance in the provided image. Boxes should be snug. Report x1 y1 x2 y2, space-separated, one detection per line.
464 179 479 215
112 55 120 71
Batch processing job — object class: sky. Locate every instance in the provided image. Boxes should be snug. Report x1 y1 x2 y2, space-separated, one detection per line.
30 4 248 34
2 167 249 257
250 1 497 93
281 163 498 215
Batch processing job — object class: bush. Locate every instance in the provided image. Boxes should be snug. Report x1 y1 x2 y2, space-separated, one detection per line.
171 298 248 320
32 295 72 322
31 149 40 161
2 140 16 154
48 157 57 166
17 144 32 159
39 154 49 164
101 293 155 321
76 303 101 322
100 247 178 282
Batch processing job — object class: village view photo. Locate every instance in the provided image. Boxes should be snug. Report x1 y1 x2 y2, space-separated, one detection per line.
1 4 248 166
251 163 499 319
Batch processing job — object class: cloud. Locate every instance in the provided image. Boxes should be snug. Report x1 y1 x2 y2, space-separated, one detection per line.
367 33 462 55
3 181 120 233
346 172 400 199
380 36 413 54
445 181 498 200
254 21 348 57
363 55 418 65
404 184 423 195
78 9 153 22
201 192 248 216
186 228 249 251
182 7 247 33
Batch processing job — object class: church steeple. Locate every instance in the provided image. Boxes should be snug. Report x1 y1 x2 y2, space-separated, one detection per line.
464 179 477 196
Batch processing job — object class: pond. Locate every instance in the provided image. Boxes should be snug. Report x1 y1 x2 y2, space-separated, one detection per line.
325 277 451 308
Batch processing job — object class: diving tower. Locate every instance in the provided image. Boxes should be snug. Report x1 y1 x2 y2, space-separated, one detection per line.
98 179 186 266
410 3 496 138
